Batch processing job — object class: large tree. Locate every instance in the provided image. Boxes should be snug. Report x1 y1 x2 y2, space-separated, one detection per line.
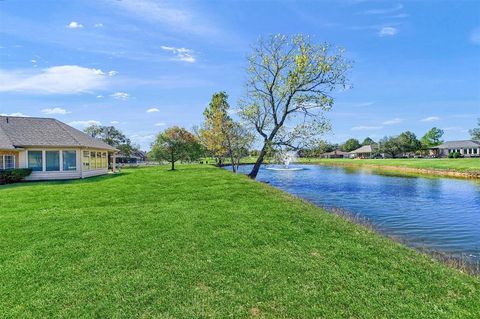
398 131 421 154
84 124 134 156
342 138 361 152
199 92 254 172
362 137 375 146
470 118 480 140
379 136 402 158
239 34 350 179
151 127 202 170
421 127 444 149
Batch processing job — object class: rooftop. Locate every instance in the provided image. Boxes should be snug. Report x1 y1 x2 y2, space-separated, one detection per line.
0 116 117 151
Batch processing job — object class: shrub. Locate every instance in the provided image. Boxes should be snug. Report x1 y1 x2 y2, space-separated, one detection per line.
0 168 32 185
448 151 462 159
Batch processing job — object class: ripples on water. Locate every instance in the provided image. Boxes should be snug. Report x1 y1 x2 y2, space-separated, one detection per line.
229 164 480 262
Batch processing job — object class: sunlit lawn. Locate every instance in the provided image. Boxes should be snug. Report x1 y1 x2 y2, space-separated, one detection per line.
1 165 479 317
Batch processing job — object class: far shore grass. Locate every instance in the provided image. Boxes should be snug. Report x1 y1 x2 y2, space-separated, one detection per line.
1 165 479 317
298 158 480 174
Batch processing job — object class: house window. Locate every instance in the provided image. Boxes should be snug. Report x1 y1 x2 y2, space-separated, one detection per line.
46 151 60 171
82 151 90 170
102 152 107 168
474 148 478 154
63 151 77 171
1 155 15 169
90 152 96 169
4 155 15 169
28 151 43 171
97 152 102 169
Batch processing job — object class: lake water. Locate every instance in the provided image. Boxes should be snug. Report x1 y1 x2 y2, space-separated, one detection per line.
229 164 480 261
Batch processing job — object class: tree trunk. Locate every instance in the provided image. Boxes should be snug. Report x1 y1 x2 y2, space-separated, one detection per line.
171 151 175 170
230 153 236 173
248 143 267 179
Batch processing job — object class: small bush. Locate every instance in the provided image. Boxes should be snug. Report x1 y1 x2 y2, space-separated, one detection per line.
0 168 32 185
448 151 462 159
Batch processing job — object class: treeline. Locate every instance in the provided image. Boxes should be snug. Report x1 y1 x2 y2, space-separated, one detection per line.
300 127 445 158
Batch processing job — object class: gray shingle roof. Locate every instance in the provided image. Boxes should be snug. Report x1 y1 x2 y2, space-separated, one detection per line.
0 116 117 151
434 140 480 149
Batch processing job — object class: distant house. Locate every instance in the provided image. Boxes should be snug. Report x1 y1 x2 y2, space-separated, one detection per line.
116 150 147 164
0 116 117 181
431 140 480 158
319 150 349 158
349 144 375 159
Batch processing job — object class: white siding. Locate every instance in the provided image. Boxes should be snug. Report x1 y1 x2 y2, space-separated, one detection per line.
82 169 108 178
25 171 82 181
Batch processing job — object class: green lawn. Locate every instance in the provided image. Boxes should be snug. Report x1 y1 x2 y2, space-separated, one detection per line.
1 166 479 318
299 158 480 173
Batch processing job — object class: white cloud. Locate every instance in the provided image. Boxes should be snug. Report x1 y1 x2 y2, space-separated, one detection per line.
94 23 104 28
111 0 216 36
0 112 29 117
68 120 101 129
110 121 119 124
147 107 160 113
155 122 166 126
470 27 480 45
421 116 440 122
111 92 130 100
67 21 83 29
382 118 402 125
353 101 375 107
379 27 398 37
160 46 196 63
351 126 383 131
41 107 70 115
97 95 103 98
360 4 403 15
108 70 118 76
0 65 108 94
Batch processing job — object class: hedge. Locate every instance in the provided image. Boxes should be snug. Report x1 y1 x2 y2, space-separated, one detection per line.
0 168 32 185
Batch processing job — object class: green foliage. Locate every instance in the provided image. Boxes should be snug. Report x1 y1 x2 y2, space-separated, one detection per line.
421 127 444 148
0 168 32 184
151 126 202 170
84 124 136 156
362 137 375 146
448 151 462 159
470 118 480 140
300 140 339 157
0 166 479 317
342 138 361 152
239 34 350 178
398 131 421 153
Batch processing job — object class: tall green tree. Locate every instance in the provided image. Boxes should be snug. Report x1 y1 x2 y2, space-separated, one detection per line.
379 136 402 158
398 131 421 153
342 138 361 152
239 34 350 179
470 118 480 140
84 124 134 156
362 137 375 146
421 127 444 148
151 127 202 170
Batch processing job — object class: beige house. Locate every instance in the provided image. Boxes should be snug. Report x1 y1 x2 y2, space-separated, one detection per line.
0 116 117 181
349 144 375 159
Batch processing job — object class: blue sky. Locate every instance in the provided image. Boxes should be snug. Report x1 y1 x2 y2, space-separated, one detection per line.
1 0 479 150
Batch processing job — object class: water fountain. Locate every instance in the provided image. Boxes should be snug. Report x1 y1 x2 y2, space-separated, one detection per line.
266 150 304 171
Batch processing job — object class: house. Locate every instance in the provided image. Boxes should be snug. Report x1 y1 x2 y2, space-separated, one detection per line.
431 140 480 158
0 116 118 181
349 144 375 159
319 150 349 159
116 149 147 164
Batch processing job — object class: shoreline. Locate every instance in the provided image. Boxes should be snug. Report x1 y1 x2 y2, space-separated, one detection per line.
300 161 480 179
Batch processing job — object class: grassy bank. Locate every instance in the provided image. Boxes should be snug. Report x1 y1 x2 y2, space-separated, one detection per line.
1 166 479 317
299 158 480 176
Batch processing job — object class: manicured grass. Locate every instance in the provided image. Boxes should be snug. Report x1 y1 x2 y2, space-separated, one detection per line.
299 158 480 173
1 166 479 318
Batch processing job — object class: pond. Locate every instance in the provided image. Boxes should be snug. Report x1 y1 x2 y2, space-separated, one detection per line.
228 164 480 262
